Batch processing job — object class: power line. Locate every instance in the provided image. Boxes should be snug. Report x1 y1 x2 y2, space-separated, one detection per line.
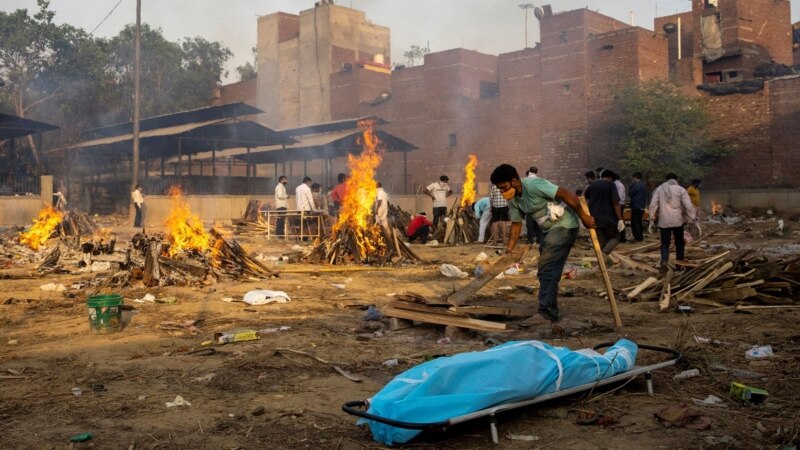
90 0 126 36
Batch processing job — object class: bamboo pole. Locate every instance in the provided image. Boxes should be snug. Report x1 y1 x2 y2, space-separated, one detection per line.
578 196 623 328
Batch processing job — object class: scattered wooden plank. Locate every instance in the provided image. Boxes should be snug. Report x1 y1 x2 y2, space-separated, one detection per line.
446 248 525 306
705 287 758 303
678 261 734 299
388 300 468 317
611 252 659 274
755 293 796 306
627 276 659 300
382 306 508 332
448 305 533 318
659 269 673 312
679 297 726 308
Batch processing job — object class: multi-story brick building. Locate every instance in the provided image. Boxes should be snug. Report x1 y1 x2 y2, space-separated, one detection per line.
216 1 800 193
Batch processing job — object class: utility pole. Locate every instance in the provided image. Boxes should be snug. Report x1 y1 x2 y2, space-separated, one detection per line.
519 3 535 49
131 0 142 193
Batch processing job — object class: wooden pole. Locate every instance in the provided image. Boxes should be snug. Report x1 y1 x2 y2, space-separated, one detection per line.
578 196 623 328
131 0 142 191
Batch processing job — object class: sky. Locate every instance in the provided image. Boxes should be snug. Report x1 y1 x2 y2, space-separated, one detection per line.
5 0 800 83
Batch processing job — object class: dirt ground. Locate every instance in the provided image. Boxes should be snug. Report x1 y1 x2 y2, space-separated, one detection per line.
1 216 799 450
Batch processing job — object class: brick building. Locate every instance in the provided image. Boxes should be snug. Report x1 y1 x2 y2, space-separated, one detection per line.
218 1 800 193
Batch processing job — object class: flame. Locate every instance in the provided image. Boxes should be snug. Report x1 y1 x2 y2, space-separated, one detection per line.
332 121 387 259
711 200 722 215
460 154 478 207
164 186 212 257
19 206 63 250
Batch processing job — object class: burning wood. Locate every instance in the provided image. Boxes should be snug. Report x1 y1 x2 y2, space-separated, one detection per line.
18 206 63 250
164 186 212 257
460 154 478 208
432 154 480 245
309 121 420 265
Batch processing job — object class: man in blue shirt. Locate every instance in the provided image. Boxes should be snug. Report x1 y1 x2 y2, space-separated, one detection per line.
473 197 492 243
490 164 595 325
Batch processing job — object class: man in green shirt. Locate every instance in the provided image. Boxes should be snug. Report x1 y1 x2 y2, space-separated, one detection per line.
490 164 595 325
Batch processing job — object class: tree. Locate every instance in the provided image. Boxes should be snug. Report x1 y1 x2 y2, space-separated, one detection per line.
608 81 730 187
235 47 257 81
403 44 429 67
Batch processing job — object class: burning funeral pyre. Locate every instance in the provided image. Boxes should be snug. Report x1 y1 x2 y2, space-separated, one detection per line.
308 121 419 265
9 188 276 287
431 154 480 244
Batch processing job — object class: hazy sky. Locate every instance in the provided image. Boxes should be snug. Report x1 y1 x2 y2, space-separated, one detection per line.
5 0 800 82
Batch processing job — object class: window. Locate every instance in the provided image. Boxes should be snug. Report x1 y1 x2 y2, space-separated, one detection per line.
449 133 457 147
562 84 571 94
601 44 615 51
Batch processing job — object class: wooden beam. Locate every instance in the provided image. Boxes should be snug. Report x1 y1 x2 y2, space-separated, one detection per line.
627 276 659 299
579 196 623 327
382 306 508 332
449 305 534 318
446 248 525 306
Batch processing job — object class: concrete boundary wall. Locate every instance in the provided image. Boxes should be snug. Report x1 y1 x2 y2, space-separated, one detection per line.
0 176 54 227
702 189 800 214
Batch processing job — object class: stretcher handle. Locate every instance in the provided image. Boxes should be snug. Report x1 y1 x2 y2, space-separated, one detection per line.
341 401 451 430
593 342 683 362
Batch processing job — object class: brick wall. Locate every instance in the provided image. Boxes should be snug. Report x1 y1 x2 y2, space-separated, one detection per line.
768 77 800 188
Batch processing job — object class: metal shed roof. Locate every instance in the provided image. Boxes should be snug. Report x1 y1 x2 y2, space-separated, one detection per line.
0 112 59 140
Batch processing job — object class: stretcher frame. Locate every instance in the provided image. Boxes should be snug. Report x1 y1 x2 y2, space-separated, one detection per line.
342 342 682 444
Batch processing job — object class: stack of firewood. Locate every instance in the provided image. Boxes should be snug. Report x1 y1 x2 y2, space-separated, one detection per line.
431 203 479 245
242 200 264 222
625 250 799 310
387 203 412 234
308 222 420 265
57 211 98 237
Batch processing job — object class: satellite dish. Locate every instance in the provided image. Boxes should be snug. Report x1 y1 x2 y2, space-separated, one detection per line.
663 22 678 34
534 6 544 20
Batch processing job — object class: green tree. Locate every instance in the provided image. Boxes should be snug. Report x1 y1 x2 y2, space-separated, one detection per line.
609 81 730 187
235 47 257 81
403 44 429 67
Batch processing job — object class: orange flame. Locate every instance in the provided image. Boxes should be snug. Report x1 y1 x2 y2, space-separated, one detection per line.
460 154 478 207
164 186 212 257
19 206 63 250
711 200 722 215
332 121 387 259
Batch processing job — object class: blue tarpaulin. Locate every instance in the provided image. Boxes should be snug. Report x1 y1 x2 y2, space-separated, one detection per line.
360 339 638 445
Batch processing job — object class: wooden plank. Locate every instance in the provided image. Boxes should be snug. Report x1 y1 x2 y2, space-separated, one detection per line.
659 269 673 312
611 252 659 274
627 276 659 299
388 300 468 317
678 261 734 299
579 196 622 328
446 248 525 306
449 305 534 318
679 297 726 308
705 287 758 303
382 306 508 332
755 293 795 306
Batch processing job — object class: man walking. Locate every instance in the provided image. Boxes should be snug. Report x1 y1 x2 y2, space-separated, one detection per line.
490 164 595 325
424 175 452 230
628 172 646 242
131 184 144 228
649 173 695 271
584 170 624 260
274 175 289 237
473 196 491 243
687 179 701 221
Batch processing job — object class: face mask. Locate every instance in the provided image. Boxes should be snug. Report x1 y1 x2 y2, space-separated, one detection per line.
501 188 516 200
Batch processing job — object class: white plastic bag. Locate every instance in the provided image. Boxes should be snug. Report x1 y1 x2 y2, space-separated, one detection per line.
440 264 468 279
243 290 291 305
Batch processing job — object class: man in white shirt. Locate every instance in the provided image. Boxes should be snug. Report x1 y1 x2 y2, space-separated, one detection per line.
649 173 695 271
274 175 288 237
375 182 389 229
424 175 452 230
131 184 144 228
295 177 315 212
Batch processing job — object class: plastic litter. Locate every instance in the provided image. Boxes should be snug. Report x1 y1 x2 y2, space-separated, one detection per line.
40 283 66 292
507 434 539 442
71 387 82 397
70 433 93 443
382 359 399 367
440 264 468 279
257 326 291 334
475 252 489 262
243 290 290 305
437 337 451 345
745 345 774 360
425 239 439 246
674 369 700 380
166 395 192 407
364 306 384 321
474 264 485 277
134 293 156 303
331 283 347 289
692 394 725 407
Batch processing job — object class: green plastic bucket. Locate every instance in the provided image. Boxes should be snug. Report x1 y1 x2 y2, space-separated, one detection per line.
87 294 123 333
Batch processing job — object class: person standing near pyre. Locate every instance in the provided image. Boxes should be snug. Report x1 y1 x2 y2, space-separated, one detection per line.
274 175 289 237
424 175 452 230
490 164 595 326
131 184 144 228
